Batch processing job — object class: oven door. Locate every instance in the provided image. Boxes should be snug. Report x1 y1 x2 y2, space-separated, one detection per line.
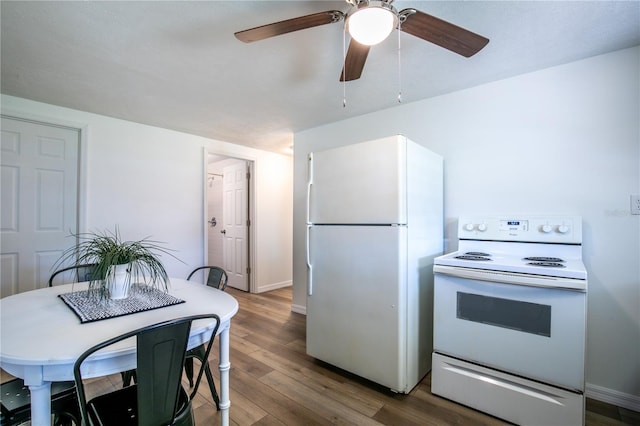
433 266 586 391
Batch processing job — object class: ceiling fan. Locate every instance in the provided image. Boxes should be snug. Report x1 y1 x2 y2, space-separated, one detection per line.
234 0 489 82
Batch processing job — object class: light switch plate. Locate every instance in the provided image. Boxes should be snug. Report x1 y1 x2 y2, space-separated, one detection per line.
632 195 640 215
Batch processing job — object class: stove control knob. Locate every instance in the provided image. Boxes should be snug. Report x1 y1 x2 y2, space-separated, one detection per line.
541 224 552 233
477 223 487 232
557 225 570 234
464 223 475 231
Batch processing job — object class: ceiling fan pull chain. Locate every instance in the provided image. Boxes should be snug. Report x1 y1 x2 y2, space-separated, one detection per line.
343 26 347 108
397 21 402 103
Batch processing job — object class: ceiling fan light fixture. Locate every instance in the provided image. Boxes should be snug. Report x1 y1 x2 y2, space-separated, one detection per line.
347 1 398 46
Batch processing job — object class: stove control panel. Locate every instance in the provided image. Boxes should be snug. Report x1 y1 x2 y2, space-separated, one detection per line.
458 216 582 243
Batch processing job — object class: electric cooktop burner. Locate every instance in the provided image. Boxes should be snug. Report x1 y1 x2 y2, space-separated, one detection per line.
455 253 492 261
523 257 565 262
466 252 491 257
527 262 566 268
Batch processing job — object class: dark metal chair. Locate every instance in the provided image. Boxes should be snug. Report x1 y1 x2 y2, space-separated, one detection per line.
0 379 79 426
0 265 101 425
184 266 228 410
187 266 228 291
48 263 98 287
73 314 220 426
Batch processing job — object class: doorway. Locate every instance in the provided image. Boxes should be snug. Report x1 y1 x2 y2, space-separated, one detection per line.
205 152 253 292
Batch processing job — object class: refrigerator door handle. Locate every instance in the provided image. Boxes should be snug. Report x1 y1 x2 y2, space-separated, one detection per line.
306 182 312 225
306 153 313 225
306 224 313 296
306 153 314 296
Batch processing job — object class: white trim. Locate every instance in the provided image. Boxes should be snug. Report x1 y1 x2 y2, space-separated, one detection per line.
77 124 89 234
586 382 640 412
291 303 306 315
0 109 86 131
247 160 256 293
0 109 89 234
255 281 292 294
203 150 257 293
202 147 209 266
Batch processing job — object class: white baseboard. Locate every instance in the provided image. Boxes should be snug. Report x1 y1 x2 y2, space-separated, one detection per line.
586 382 640 412
254 280 292 293
291 304 306 315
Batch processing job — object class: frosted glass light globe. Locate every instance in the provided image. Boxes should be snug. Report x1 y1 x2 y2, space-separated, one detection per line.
347 6 397 46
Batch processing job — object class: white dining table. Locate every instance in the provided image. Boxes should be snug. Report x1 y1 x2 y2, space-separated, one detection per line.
0 278 239 426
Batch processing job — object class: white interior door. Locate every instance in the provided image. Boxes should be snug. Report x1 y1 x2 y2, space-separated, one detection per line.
206 172 224 267
1 116 79 297
222 161 248 291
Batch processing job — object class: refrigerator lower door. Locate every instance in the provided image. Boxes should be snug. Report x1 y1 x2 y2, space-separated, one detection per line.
306 225 408 392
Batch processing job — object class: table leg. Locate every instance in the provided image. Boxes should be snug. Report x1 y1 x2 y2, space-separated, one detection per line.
218 323 231 426
28 381 52 426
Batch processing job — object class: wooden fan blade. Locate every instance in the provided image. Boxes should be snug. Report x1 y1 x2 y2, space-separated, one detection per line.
400 9 489 57
340 39 370 82
234 10 343 43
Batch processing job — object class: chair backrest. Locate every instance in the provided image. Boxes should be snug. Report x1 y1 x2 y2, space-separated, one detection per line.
187 266 228 291
73 314 220 426
48 264 98 287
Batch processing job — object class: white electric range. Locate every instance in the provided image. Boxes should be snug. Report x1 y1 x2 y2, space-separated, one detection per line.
432 215 587 425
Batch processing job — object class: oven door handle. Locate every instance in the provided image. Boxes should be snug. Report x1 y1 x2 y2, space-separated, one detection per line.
433 265 587 292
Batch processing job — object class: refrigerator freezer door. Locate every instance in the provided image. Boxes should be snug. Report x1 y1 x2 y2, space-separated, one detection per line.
306 225 408 392
308 136 407 225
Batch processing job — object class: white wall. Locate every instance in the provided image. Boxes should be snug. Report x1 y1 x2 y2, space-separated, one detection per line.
292 47 639 408
1 94 293 293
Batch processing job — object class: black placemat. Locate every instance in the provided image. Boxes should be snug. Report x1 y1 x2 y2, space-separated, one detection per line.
59 285 185 323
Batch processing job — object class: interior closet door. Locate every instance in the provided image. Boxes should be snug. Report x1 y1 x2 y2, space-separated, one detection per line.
0 116 80 297
222 161 249 291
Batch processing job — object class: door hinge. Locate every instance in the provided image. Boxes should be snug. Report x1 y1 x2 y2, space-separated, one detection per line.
246 266 251 275
246 219 251 227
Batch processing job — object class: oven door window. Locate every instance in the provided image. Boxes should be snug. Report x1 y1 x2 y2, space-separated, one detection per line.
457 292 551 337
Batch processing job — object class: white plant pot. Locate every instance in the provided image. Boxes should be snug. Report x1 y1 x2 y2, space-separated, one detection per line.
107 263 131 300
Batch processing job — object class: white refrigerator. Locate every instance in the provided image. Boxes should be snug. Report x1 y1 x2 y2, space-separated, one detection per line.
306 135 443 393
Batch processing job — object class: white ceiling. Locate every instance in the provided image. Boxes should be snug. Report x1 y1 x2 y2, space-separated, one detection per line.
1 1 639 154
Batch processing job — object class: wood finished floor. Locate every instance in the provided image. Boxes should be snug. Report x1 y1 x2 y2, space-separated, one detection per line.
193 287 640 426
3 286 638 425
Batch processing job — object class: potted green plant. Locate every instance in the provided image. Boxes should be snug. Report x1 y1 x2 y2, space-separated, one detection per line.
54 227 175 299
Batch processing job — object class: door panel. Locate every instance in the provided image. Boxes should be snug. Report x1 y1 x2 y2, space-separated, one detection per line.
1 117 79 296
433 273 586 390
206 173 224 267
222 161 248 291
432 353 584 426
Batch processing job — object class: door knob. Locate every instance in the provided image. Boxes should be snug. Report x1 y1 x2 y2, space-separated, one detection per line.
220 229 226 235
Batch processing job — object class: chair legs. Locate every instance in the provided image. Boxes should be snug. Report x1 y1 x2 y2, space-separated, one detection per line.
53 407 79 426
121 370 137 387
202 359 220 410
185 345 220 410
0 378 80 426
185 357 195 388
